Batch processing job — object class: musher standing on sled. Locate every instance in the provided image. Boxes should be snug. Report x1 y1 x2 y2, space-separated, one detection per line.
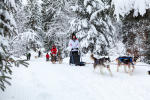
51 45 57 63
68 33 80 65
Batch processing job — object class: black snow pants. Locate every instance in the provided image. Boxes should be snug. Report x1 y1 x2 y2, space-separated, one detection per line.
69 51 80 65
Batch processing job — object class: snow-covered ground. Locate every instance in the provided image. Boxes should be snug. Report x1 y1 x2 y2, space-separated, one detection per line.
0 55 150 100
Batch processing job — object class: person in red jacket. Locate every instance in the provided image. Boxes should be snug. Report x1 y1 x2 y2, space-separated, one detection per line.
51 45 57 63
51 45 57 55
46 53 50 61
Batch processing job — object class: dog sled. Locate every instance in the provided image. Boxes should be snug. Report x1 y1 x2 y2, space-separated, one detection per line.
50 53 63 64
69 50 85 66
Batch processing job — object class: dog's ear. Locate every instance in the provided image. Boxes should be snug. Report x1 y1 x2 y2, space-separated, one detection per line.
90 54 95 60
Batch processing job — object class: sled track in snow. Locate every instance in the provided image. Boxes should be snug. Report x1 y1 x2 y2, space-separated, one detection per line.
0 57 150 100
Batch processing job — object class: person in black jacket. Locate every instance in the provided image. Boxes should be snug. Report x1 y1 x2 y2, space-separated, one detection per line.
38 50 41 57
27 53 31 60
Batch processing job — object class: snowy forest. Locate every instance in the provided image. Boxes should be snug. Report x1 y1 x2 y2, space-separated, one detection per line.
1 0 150 92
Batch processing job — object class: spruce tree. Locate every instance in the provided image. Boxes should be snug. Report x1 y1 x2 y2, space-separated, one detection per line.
24 0 42 31
41 0 70 52
68 0 116 56
0 0 28 91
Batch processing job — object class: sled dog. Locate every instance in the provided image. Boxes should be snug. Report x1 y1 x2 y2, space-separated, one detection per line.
35 56 38 59
58 50 63 64
116 56 138 75
51 54 56 64
91 54 112 76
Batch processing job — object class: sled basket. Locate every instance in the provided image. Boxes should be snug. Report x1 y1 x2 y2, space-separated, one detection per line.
77 62 86 66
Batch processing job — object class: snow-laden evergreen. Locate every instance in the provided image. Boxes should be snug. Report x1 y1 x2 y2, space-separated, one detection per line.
0 0 28 91
0 0 18 91
24 0 42 31
112 0 150 20
10 30 42 57
68 0 116 56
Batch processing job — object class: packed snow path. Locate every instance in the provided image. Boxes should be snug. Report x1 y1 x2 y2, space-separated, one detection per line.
0 57 150 100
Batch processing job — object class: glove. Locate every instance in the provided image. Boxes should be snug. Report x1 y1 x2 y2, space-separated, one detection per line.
72 48 78 51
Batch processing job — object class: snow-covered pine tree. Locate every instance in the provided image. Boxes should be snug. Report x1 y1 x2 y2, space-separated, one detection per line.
0 0 28 91
41 0 71 54
41 0 58 51
21 0 43 51
11 29 42 57
68 0 116 56
24 0 42 31
14 1 27 33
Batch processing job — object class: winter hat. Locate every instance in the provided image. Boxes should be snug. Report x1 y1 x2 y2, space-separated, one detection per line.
71 33 77 40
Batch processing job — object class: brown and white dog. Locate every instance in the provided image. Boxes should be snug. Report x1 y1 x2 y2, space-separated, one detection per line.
91 54 112 76
116 56 139 75
35 56 38 59
57 50 63 64
50 51 63 64
51 54 56 64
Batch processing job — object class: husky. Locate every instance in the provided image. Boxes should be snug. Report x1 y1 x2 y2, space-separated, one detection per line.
58 50 63 64
91 54 112 76
116 56 139 75
51 54 56 64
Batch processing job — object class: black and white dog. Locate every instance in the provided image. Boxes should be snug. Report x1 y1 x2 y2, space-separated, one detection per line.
116 56 139 75
91 54 112 76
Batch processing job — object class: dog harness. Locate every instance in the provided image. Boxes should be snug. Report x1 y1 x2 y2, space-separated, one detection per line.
118 57 134 65
95 58 110 66
96 59 99 64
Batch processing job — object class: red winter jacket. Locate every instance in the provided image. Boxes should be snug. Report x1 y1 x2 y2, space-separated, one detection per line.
51 47 57 55
46 54 50 59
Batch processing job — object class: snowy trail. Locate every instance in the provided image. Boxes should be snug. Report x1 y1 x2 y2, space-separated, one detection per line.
0 57 150 100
